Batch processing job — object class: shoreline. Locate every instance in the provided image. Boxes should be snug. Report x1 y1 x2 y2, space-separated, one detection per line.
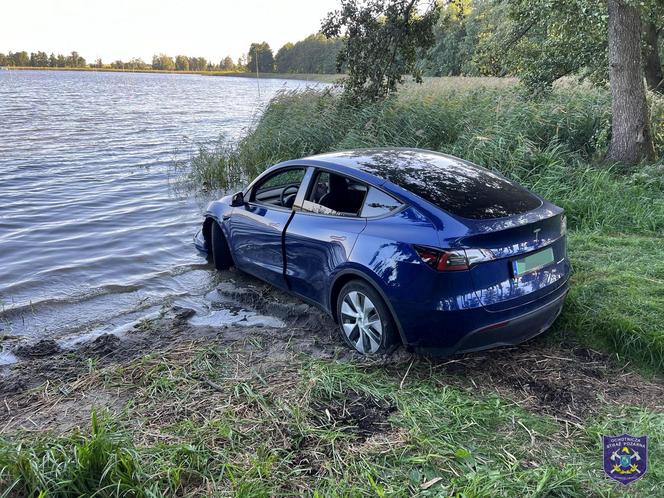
1 65 340 82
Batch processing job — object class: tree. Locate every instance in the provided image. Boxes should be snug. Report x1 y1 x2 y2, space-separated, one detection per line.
127 57 147 70
422 0 476 76
175 55 189 71
13 51 29 66
187 56 207 71
606 0 656 163
275 43 295 72
642 4 664 92
220 56 235 71
492 0 663 93
494 0 658 164
247 42 274 73
66 51 85 67
321 0 439 101
275 35 344 73
152 53 175 70
30 51 49 67
48 53 57 67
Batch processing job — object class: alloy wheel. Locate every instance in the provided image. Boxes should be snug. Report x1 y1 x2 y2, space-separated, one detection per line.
340 291 383 353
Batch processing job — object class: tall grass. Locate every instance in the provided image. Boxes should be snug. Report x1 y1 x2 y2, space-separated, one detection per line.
0 413 153 497
191 83 664 234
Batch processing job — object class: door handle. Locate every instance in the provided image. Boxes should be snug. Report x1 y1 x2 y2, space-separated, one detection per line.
330 235 346 241
269 222 281 229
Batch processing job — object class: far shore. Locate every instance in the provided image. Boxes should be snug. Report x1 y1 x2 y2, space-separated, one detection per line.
1 65 340 82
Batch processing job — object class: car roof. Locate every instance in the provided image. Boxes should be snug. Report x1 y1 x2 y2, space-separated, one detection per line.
280 148 542 220
301 148 459 178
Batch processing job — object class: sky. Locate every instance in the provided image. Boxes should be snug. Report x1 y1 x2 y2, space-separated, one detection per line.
1 0 340 63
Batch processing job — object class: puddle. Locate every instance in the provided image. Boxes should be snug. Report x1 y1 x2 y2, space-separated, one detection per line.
188 309 285 328
0 349 18 366
180 287 286 329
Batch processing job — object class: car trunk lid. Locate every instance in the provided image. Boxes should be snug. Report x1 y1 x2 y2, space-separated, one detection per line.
458 209 568 312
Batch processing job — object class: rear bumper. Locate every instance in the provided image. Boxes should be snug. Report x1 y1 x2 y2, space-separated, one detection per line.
411 280 569 356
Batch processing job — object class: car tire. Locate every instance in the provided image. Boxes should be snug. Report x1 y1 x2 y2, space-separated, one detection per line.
336 280 399 355
211 221 233 271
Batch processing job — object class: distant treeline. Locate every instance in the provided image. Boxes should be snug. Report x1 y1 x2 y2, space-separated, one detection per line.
0 50 239 72
0 51 88 68
0 35 344 74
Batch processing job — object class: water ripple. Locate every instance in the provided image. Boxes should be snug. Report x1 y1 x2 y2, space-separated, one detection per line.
0 70 322 338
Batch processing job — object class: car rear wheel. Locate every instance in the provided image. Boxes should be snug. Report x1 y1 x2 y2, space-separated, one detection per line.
211 221 233 271
336 280 398 355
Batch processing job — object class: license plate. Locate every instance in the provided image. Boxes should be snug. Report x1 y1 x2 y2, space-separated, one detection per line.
512 247 554 276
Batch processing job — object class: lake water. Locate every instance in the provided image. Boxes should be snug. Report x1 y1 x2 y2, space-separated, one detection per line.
0 70 320 358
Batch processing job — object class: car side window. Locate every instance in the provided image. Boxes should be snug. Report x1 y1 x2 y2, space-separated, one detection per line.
251 168 305 208
360 187 403 217
302 171 367 217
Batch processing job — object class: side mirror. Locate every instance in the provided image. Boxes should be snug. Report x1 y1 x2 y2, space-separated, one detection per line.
230 191 245 207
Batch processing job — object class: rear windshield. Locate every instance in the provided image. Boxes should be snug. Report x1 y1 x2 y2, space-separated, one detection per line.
375 155 541 219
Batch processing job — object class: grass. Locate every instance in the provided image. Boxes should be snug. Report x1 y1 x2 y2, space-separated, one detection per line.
189 80 664 372
555 232 664 371
2 344 662 497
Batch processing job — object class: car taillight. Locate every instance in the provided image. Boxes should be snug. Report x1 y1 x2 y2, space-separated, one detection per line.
560 214 567 236
414 246 493 271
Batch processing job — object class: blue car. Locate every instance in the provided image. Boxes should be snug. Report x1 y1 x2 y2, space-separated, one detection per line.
195 148 569 355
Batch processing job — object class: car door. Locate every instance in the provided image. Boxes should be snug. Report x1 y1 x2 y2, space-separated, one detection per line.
284 170 369 307
229 167 306 289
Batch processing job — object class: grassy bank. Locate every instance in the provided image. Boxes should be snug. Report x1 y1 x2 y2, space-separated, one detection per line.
2 332 662 497
3 66 338 82
190 80 664 372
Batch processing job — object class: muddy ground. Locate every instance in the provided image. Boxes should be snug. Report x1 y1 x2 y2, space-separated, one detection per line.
1 269 663 435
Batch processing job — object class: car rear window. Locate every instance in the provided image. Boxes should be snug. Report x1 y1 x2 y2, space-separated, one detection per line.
379 157 541 219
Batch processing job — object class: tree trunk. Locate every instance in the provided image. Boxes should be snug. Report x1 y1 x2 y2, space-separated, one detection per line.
643 21 663 93
606 0 656 164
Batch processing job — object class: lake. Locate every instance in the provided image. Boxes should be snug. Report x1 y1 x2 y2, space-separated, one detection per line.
0 70 321 360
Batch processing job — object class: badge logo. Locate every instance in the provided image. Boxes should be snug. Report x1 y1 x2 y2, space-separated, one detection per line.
533 227 541 243
603 434 648 485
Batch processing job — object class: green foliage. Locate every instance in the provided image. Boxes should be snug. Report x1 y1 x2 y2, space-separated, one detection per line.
220 55 235 71
495 0 608 93
478 0 662 94
321 0 440 100
0 50 87 68
275 34 344 74
175 54 189 71
420 0 489 77
152 53 175 71
0 413 153 497
247 42 275 73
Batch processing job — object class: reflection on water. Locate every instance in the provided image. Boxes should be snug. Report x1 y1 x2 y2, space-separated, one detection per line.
0 69 319 343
